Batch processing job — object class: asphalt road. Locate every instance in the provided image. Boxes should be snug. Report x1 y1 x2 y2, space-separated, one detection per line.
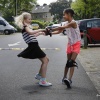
0 33 98 100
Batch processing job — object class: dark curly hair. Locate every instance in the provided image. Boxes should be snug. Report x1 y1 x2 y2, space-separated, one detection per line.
63 8 75 17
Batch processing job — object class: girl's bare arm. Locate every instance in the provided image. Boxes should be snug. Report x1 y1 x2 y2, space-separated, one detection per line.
52 22 77 31
52 29 63 34
25 26 45 35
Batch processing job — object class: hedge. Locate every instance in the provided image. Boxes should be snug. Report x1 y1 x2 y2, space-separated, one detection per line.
31 20 47 29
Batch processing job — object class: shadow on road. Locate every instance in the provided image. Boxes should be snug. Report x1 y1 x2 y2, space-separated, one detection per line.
22 83 52 94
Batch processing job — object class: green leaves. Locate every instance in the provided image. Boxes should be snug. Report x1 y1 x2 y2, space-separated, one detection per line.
0 0 37 21
71 0 100 19
49 0 72 21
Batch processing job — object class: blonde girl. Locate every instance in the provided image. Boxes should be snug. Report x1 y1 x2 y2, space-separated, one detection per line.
15 12 52 87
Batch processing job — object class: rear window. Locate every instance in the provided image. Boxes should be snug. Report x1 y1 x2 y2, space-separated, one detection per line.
87 20 100 28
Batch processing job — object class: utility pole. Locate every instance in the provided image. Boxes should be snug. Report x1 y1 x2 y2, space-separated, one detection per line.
15 0 17 16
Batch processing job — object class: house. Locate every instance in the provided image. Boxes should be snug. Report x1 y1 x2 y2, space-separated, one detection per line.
32 4 53 22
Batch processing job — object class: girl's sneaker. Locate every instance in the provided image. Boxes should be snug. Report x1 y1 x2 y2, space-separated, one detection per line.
64 78 72 89
39 79 52 87
35 73 42 80
62 77 67 84
62 79 65 84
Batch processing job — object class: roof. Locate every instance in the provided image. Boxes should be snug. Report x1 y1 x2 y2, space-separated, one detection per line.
32 5 50 13
79 18 100 22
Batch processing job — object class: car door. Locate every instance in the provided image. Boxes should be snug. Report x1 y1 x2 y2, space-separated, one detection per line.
0 20 6 32
87 19 100 42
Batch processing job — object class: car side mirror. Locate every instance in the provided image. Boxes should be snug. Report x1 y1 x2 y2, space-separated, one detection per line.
3 24 6 26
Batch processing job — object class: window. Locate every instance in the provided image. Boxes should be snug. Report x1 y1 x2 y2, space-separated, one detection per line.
92 20 100 27
87 21 92 27
0 20 5 25
80 21 86 30
87 20 100 28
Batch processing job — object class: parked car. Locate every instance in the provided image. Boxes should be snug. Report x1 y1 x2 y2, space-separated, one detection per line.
31 23 39 30
52 24 61 28
47 23 66 35
78 18 100 46
46 24 61 30
0 17 17 35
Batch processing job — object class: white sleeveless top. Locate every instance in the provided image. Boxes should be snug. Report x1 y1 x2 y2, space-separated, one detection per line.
64 20 81 45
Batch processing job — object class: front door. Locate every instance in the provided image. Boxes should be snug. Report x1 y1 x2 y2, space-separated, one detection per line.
0 20 5 32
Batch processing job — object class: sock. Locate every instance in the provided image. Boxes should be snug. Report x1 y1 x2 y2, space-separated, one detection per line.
41 78 46 81
63 76 67 79
38 73 41 76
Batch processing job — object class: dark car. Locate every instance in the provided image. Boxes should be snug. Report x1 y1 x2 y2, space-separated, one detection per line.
78 18 100 46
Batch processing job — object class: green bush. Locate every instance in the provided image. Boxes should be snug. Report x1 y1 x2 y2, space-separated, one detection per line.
48 20 58 26
31 20 47 29
9 20 49 32
53 20 58 24
48 22 54 26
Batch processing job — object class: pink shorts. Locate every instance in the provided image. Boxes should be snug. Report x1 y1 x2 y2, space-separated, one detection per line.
66 41 81 54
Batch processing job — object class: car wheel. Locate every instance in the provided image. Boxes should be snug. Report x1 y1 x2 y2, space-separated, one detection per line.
63 30 66 35
4 30 10 35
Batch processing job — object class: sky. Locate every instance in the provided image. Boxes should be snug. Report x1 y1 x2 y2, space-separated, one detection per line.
37 0 57 5
37 0 74 5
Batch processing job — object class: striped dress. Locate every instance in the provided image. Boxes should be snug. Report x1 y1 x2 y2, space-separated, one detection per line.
17 25 46 59
22 26 38 44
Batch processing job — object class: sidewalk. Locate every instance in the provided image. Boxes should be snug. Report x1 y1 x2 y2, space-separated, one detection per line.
78 46 100 95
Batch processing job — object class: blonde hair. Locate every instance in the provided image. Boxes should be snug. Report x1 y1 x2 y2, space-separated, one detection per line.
15 12 31 29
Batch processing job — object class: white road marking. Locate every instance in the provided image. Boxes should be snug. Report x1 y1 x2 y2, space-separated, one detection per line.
0 48 60 51
8 42 21 47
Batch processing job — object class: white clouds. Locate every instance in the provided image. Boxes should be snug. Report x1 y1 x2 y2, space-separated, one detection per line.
37 0 57 5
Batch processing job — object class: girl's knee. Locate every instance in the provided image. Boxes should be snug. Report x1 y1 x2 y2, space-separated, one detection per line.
42 57 49 64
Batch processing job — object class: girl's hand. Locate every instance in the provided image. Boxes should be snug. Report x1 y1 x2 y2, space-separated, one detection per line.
41 32 45 35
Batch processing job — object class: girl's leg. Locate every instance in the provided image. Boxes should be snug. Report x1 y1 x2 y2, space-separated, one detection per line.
39 56 52 86
39 56 49 78
69 52 78 80
39 66 42 75
63 53 72 78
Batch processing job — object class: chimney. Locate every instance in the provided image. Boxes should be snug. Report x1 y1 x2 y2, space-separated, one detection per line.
43 3 47 6
36 4 40 7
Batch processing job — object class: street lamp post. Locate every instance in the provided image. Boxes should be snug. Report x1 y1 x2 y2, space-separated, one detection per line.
15 0 17 16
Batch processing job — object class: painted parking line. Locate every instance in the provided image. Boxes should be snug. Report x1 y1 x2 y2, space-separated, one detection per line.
0 48 60 51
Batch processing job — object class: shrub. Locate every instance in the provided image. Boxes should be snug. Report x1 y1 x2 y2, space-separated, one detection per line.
48 22 54 26
31 20 47 29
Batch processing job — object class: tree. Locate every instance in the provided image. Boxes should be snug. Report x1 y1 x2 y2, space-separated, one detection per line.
71 0 100 19
49 0 72 21
0 0 37 21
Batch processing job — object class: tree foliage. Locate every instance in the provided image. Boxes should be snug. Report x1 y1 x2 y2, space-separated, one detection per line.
0 0 37 21
49 0 72 21
71 0 100 19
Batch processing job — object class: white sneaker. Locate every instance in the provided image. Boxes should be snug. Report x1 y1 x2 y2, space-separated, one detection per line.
39 80 52 87
62 77 67 84
35 73 42 80
62 78 64 84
